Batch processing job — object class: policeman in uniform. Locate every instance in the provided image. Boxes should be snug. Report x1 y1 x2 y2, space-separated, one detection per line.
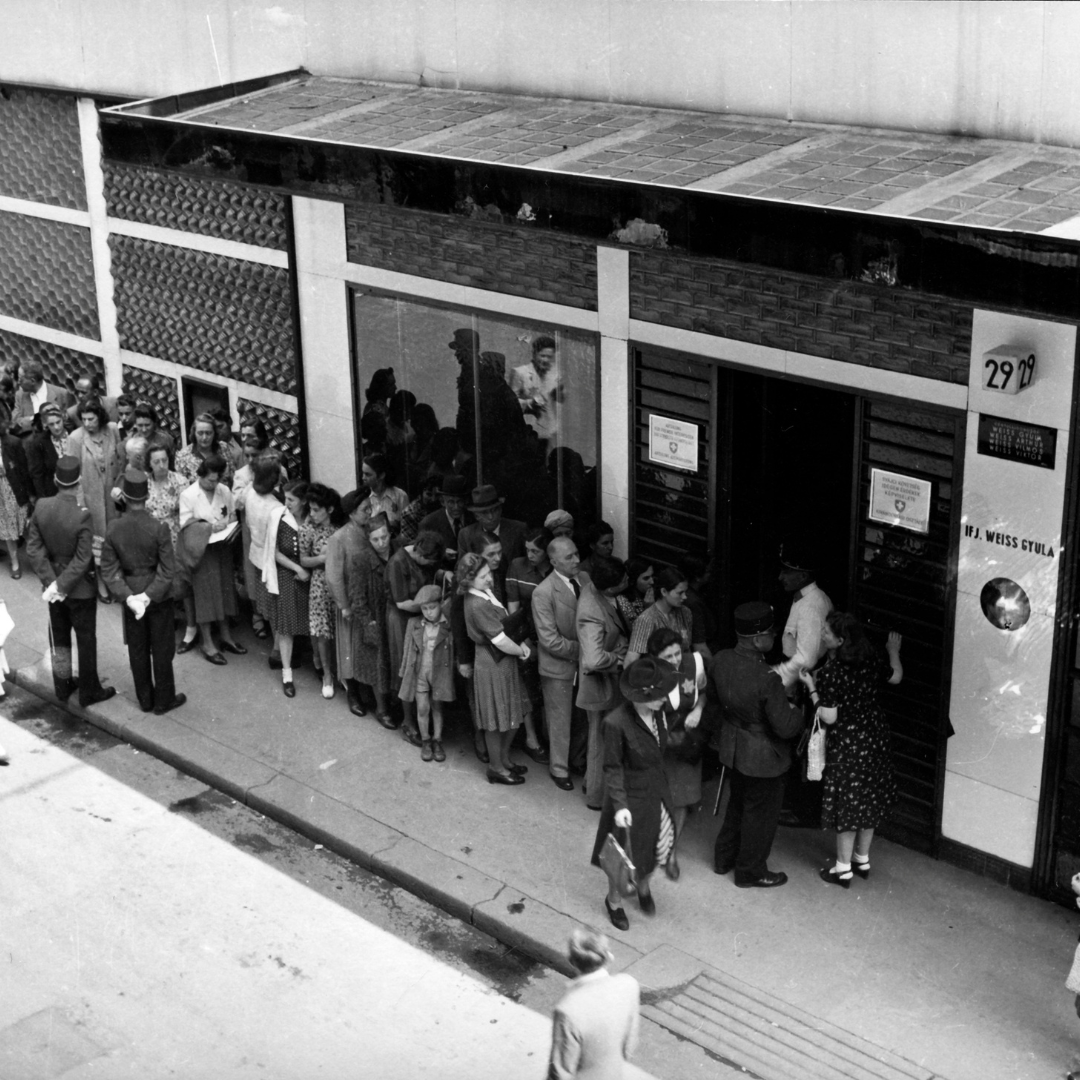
25 454 116 707
100 468 185 715
710 601 804 888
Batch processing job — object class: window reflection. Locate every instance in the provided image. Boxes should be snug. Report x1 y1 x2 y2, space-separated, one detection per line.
351 290 598 525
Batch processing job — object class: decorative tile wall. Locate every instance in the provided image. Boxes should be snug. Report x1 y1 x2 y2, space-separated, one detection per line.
0 327 104 392
109 235 297 395
236 397 301 478
0 88 86 209
121 364 181 446
0 213 99 339
104 163 288 250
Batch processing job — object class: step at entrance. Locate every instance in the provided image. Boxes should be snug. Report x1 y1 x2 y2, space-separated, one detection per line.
642 968 940 1080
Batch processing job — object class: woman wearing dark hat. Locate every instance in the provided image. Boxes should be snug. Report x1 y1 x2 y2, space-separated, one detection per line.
591 655 681 930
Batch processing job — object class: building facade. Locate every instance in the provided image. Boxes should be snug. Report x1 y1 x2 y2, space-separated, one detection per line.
4 3 1080 905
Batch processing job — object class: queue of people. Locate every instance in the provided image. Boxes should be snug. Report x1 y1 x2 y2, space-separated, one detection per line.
5 361 906 950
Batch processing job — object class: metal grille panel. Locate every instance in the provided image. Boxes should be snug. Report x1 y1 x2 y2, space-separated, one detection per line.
852 399 964 854
0 213 99 338
104 164 288 250
0 88 86 209
110 235 296 395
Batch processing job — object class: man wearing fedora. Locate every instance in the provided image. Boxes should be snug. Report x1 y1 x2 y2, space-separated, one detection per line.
710 601 804 888
419 474 472 566
458 484 526 569
25 455 116 707
532 535 591 790
100 468 185 715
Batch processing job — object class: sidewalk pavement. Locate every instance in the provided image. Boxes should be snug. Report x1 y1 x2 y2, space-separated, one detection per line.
2 570 1078 1080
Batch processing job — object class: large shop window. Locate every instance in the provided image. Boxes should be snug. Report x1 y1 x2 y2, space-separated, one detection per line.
351 289 599 526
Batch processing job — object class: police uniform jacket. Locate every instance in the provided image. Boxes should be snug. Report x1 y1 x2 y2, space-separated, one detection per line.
709 642 804 777
25 493 96 600
99 508 175 602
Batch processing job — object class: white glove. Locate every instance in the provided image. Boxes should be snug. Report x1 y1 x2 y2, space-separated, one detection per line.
42 582 61 604
614 808 632 829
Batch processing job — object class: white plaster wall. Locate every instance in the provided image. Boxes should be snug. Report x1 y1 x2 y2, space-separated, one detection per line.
5 1 1080 147
292 197 357 497
943 311 1077 868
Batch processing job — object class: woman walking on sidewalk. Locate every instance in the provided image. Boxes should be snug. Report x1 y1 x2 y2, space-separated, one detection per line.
799 612 902 887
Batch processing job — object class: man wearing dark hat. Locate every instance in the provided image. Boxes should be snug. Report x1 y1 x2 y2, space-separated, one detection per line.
709 601 804 888
100 468 185 715
458 484 526 568
25 455 116 707
775 541 833 691
419 474 472 566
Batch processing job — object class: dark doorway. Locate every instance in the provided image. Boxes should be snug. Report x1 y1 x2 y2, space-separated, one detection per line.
723 372 856 638
181 376 231 437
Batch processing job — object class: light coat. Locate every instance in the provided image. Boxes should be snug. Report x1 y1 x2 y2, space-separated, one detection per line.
575 581 626 711
397 611 455 702
531 569 590 680
547 969 640 1080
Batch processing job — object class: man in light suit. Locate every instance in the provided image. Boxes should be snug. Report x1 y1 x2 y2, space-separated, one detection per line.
575 554 630 811
548 930 639 1080
532 535 590 790
11 361 74 436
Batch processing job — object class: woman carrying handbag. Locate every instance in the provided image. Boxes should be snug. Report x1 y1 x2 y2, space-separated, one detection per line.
590 656 681 931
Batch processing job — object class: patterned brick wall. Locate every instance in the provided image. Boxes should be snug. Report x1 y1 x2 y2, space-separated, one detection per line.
0 88 85 209
122 364 181 446
104 164 288 250
236 398 301 478
0 213 99 339
109 235 297 395
0 328 104 393
345 203 597 311
630 252 973 385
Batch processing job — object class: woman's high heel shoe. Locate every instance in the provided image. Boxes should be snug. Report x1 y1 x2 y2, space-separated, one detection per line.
604 897 629 932
852 859 870 879
820 866 852 888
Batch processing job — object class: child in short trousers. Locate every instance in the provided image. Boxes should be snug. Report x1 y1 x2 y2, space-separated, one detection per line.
399 584 455 761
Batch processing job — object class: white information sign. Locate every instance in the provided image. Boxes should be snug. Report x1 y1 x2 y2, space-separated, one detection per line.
868 468 932 534
648 414 698 473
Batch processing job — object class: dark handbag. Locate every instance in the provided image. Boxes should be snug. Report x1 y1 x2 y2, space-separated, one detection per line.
665 717 708 763
500 606 532 645
598 826 636 898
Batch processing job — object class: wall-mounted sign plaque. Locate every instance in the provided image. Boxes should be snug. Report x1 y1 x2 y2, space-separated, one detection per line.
868 468 932 534
977 414 1056 469
648 414 699 473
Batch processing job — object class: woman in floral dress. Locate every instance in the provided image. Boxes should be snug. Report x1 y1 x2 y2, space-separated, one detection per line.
799 611 903 888
176 412 234 486
145 444 186 549
300 482 342 700
0 415 30 577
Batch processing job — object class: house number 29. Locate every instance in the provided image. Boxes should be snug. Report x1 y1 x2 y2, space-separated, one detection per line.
982 347 1036 396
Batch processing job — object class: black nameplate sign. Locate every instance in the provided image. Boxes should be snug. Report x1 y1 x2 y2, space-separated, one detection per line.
977 414 1056 469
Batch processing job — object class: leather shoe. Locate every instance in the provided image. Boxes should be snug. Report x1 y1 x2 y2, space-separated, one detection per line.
664 854 681 881
154 693 187 716
734 870 788 889
486 769 525 786
253 624 271 640
550 774 574 791
637 890 656 916
473 741 490 764
522 743 549 764
79 686 116 708
219 641 247 655
375 712 399 730
283 681 295 698
10 567 21 580
203 651 227 666
401 727 423 747
348 701 368 718
713 862 734 875
509 762 527 775
820 866 852 889
176 636 199 654
604 897 629 932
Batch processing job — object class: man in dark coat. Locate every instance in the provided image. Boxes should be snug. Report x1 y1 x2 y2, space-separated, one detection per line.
418 474 471 568
457 484 526 568
25 455 115 707
100 468 185 715
710 601 804 888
